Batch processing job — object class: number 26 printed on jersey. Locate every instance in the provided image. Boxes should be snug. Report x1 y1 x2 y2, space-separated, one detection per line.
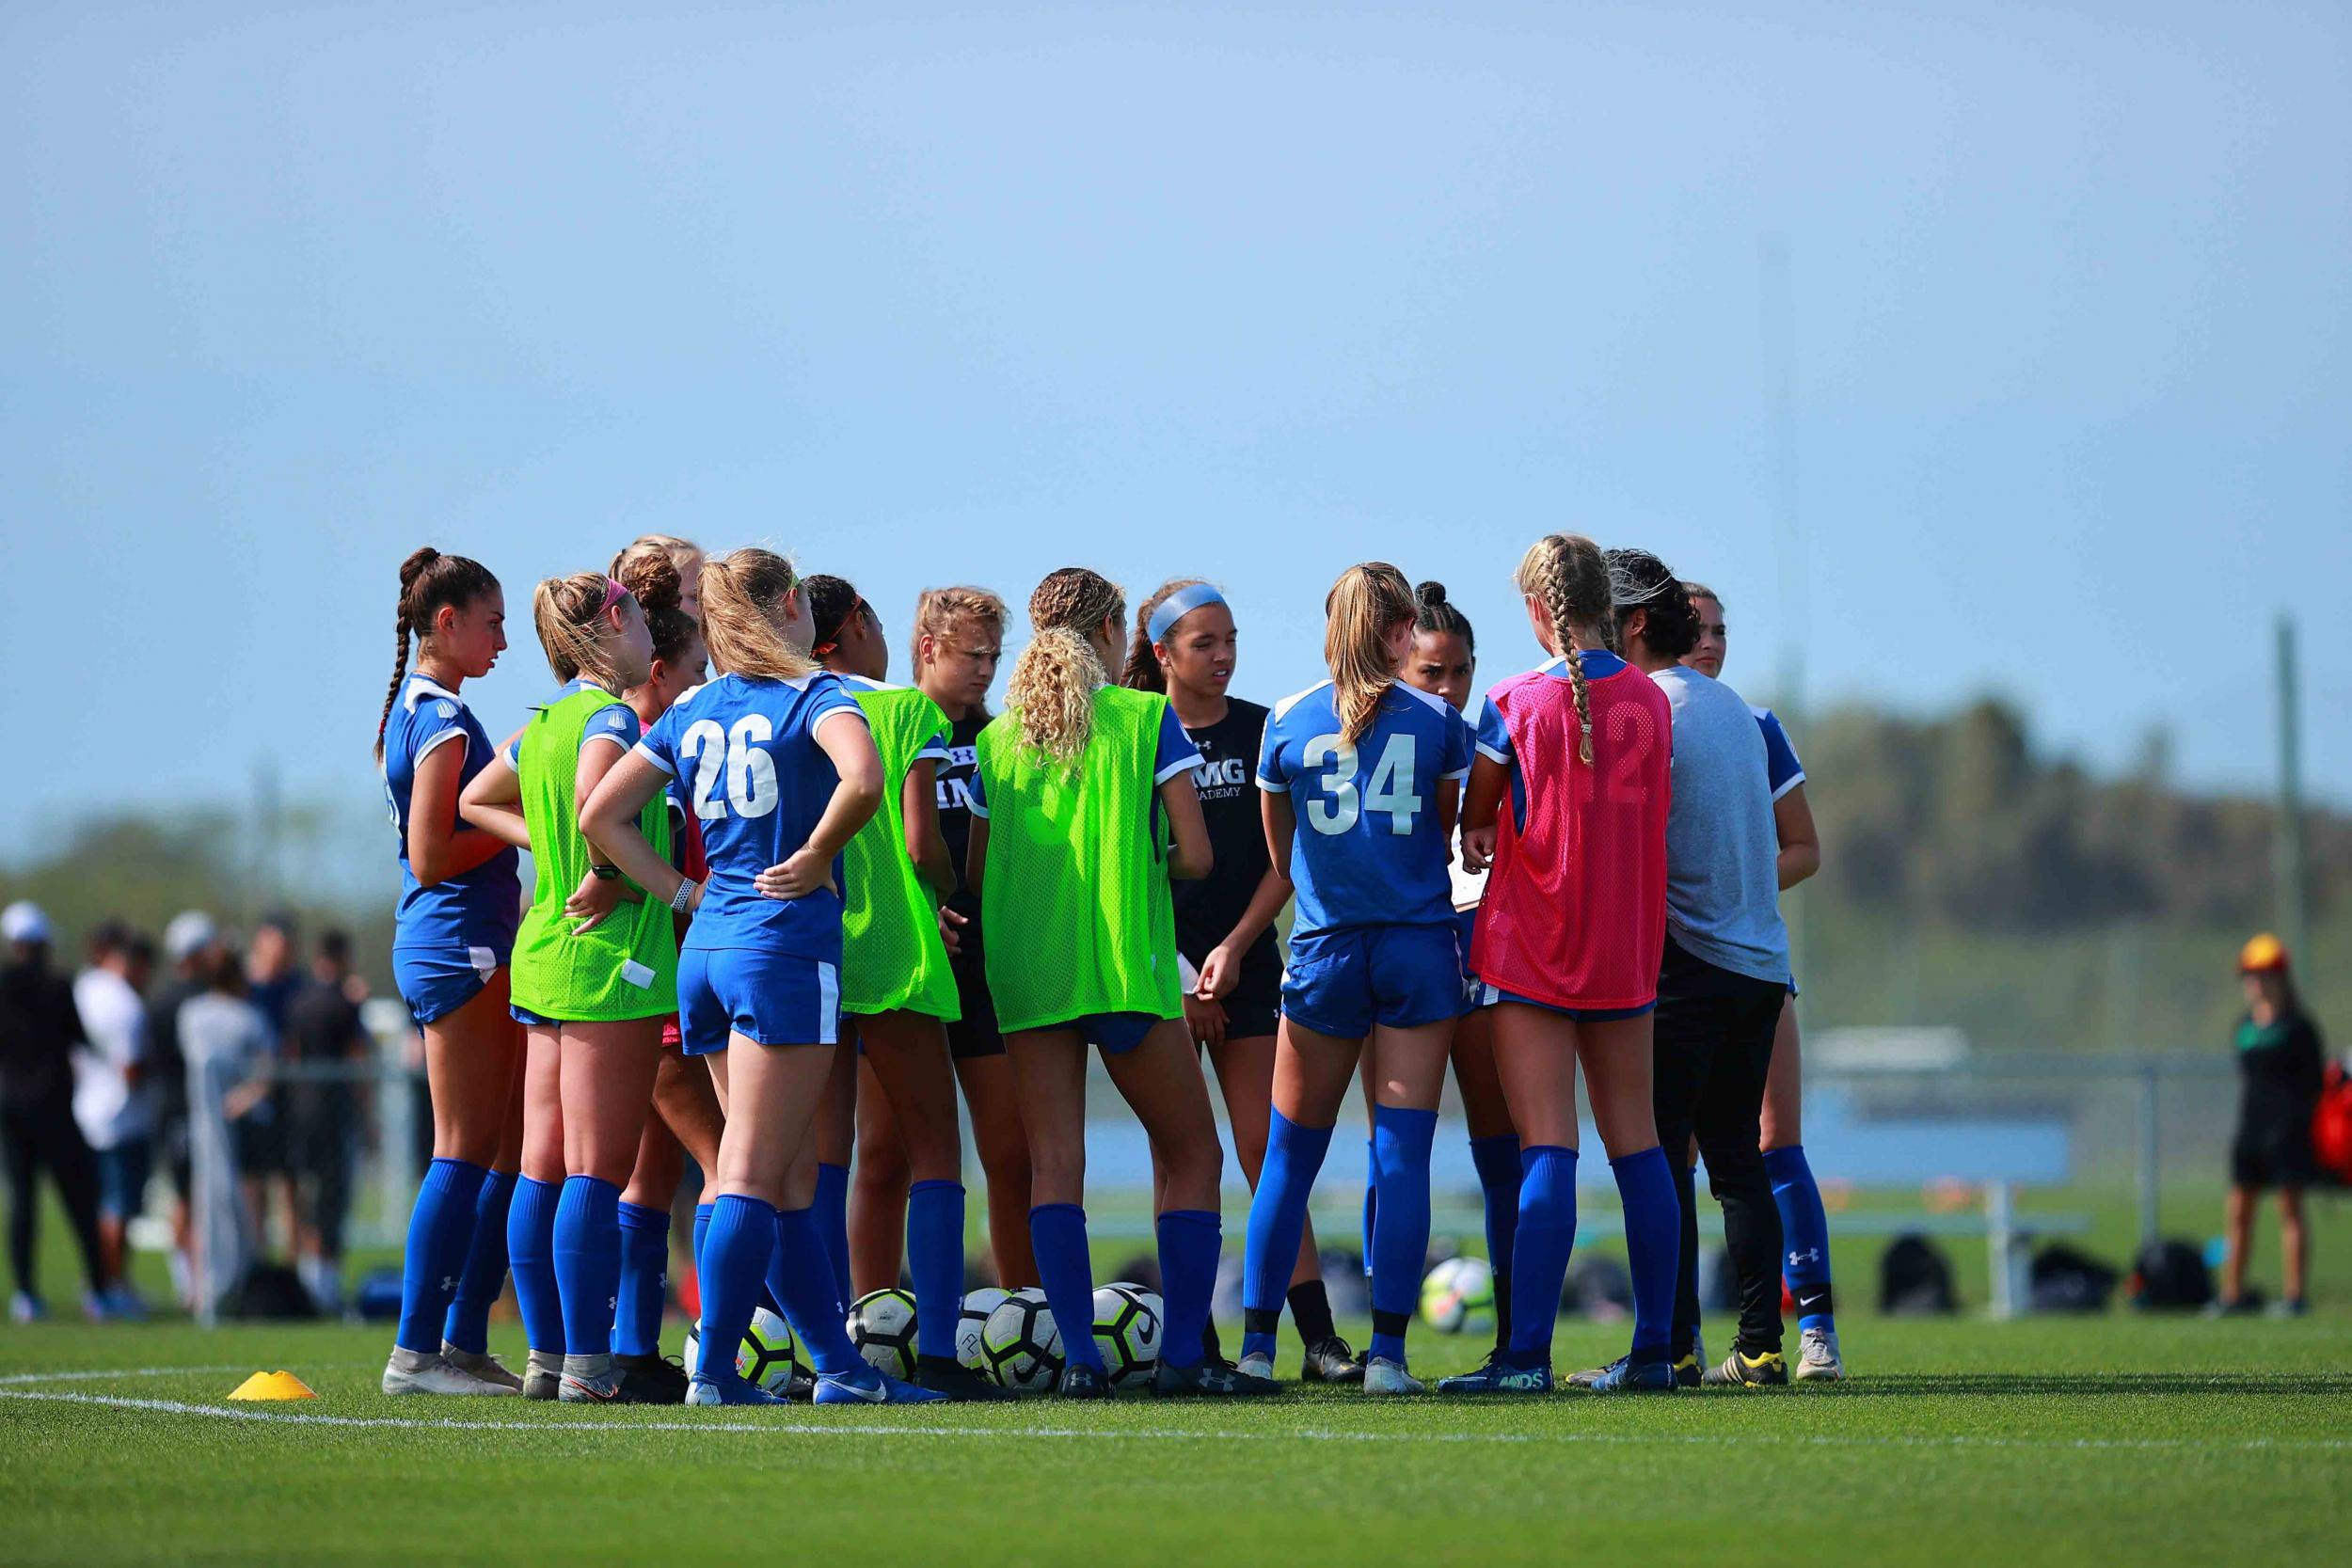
1300 733 1421 835
682 716 780 820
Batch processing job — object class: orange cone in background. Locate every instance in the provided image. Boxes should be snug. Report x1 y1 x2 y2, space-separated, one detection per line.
227 1370 318 1401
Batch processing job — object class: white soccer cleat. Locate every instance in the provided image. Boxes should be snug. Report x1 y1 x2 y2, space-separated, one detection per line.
1793 1326 1845 1383
441 1342 525 1392
382 1347 519 1397
522 1349 564 1401
1361 1357 1426 1396
1235 1351 1275 1382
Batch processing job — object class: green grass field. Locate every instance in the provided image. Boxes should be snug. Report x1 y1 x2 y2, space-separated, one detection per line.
5 1309 2347 1567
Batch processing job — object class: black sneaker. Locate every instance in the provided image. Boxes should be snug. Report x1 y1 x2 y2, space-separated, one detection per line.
612 1353 691 1405
784 1370 818 1402
1299 1335 1366 1385
1057 1362 1110 1400
1152 1357 1280 1398
917 1354 1016 1402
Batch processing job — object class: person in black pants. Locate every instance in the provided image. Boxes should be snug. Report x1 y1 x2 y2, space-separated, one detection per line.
0 903 112 1322
1604 554 1793 1386
2215 933 2327 1317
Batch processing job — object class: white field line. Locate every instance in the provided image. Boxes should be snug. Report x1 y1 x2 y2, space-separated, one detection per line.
0 1368 2346 1455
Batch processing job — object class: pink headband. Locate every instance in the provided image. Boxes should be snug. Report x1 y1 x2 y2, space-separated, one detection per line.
599 578 628 613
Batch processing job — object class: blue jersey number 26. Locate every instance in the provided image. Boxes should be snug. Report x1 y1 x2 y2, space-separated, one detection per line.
681 716 780 820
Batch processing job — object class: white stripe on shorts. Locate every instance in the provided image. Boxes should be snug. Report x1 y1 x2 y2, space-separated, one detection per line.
817 961 838 1045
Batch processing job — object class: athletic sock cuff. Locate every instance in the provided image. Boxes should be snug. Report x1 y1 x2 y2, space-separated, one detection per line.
910 1179 965 1196
1029 1202 1084 1221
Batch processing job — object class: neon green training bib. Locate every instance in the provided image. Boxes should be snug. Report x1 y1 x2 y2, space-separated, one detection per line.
838 677 959 1020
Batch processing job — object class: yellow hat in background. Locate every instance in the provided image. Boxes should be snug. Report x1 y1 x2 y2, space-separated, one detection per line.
2238 933 2289 974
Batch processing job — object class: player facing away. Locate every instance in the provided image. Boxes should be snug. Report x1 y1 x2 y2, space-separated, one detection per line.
1440 534 1682 1396
1682 583 1841 1380
375 548 530 1398
1238 563 1476 1395
853 587 1037 1291
582 548 942 1406
968 567 1275 1400
781 576 1010 1401
458 572 679 1403
1124 578 1363 1385
1393 582 1525 1363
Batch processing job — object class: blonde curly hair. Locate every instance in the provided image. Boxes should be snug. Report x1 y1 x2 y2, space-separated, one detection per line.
1006 567 1125 761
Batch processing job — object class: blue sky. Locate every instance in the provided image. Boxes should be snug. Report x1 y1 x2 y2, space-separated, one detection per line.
4 0 2346 862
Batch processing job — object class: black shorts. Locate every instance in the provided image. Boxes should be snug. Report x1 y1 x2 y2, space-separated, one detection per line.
2232 1120 2315 1190
1189 945 1281 1043
946 946 1004 1060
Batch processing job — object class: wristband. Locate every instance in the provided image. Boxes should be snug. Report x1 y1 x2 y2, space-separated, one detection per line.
590 863 621 881
670 879 699 912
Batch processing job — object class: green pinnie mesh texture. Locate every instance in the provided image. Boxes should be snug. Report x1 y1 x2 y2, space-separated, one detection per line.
509 686 677 1022
975 686 1182 1034
840 681 960 1019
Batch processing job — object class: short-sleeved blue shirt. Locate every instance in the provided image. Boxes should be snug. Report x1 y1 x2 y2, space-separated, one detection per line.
1257 679 1472 935
381 675 521 953
635 671 869 963
1754 706 1804 800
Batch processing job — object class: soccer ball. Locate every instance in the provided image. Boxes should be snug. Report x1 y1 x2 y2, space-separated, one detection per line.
685 1305 802 1392
980 1287 1062 1394
1090 1284 1163 1390
848 1287 921 1379
957 1287 1009 1372
1420 1256 1497 1336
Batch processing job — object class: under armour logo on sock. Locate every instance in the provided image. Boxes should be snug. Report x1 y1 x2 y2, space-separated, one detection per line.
1787 1248 1820 1268
439 1275 460 1293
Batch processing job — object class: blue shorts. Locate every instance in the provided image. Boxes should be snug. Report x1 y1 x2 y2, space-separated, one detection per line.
1281 925 1467 1040
393 944 505 1027
1454 908 1481 1001
511 1004 558 1028
1011 1011 1166 1054
678 946 841 1054
1474 981 1654 1022
95 1139 152 1220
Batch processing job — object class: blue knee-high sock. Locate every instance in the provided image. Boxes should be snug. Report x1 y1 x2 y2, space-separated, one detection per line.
1242 1110 1333 1364
1369 1106 1438 1367
1028 1203 1104 1372
553 1174 622 1360
906 1180 965 1359
1505 1146 1578 1364
1469 1133 1521 1341
1613 1146 1681 1363
1156 1209 1222 1372
693 1201 713 1263
507 1175 565 1354
694 1194 776 1385
442 1167 514 1354
395 1158 487 1354
815 1162 852 1316
1764 1145 1836 1332
1359 1136 1377 1276
612 1201 671 1357
769 1207 861 1374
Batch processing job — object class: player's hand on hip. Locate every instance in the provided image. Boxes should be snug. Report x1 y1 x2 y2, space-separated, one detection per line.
755 847 837 901
565 870 625 934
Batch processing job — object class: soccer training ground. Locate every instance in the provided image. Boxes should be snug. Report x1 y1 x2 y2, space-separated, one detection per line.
4 1310 2345 1567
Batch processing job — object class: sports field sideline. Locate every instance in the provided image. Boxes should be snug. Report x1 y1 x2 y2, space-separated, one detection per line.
5 1313 2345 1567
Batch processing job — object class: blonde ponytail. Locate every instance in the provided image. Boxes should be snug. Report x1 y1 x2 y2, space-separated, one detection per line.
700 548 816 681
1006 567 1124 761
1323 562 1415 747
533 572 628 692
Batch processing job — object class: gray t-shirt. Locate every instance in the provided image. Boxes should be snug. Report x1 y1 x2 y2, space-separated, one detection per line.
1650 666 1789 986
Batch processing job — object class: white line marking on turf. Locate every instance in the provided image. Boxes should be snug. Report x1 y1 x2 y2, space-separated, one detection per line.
0 1370 2346 1455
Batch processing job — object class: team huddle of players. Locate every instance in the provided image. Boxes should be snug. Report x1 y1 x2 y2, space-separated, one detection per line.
374 531 1841 1407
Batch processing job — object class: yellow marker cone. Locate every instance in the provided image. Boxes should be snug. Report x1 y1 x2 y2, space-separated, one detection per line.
227 1370 318 1402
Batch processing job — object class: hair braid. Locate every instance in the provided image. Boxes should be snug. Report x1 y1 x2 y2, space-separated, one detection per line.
375 610 412 765
1513 533 1613 767
1007 567 1124 760
377 546 500 763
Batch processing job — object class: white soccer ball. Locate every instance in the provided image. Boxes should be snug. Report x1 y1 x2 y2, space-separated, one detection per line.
957 1287 1010 1372
980 1287 1063 1394
848 1287 921 1380
685 1304 802 1391
1090 1284 1164 1390
1420 1255 1498 1336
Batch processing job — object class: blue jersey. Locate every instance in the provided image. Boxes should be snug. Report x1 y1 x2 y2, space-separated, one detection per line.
380 674 521 954
1755 706 1804 800
635 672 868 963
1256 679 1473 935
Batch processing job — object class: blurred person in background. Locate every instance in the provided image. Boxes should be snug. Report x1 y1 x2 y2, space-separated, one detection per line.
71 920 156 1317
2215 934 2326 1317
179 945 275 1318
150 911 223 1307
241 912 301 1262
0 902 111 1322
282 929 372 1313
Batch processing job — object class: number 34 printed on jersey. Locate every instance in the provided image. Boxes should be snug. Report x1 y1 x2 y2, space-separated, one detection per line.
1302 733 1422 835
682 716 779 819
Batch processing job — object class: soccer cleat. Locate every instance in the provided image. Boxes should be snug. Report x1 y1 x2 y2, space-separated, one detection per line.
97 1283 150 1321
916 1354 1017 1402
1152 1357 1280 1398
441 1343 525 1392
2265 1297 2310 1320
557 1356 641 1404
1057 1362 1111 1400
521 1350 563 1402
1577 1355 1678 1393
1436 1355 1553 1395
686 1372 787 1406
1671 1340 1707 1388
381 1347 519 1397
1300 1334 1366 1385
1793 1327 1846 1382
1702 1346 1789 1387
783 1369 818 1402
612 1353 691 1404
8 1291 44 1324
1234 1351 1276 1382
1361 1356 1425 1395
813 1363 948 1404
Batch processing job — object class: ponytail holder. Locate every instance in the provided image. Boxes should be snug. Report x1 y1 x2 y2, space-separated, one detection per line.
1148 583 1227 645
599 578 628 613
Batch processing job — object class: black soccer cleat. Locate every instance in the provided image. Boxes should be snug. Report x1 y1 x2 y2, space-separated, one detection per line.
1057 1362 1111 1400
1152 1357 1280 1398
612 1353 691 1405
917 1354 1017 1402
1299 1335 1366 1385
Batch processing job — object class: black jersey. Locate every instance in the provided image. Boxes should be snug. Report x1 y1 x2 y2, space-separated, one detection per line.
2234 1009 2325 1126
936 709 988 959
1172 698 1279 977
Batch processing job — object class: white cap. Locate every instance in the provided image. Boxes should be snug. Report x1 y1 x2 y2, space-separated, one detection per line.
164 911 220 964
2 901 52 945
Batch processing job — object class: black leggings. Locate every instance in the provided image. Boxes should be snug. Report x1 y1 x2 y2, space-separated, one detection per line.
1651 936 1788 1356
1 1100 107 1298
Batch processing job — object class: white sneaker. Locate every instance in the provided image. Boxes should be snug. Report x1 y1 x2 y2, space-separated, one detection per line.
522 1350 564 1401
382 1347 518 1397
557 1353 625 1404
1793 1326 1845 1383
442 1342 525 1392
1362 1356 1426 1395
1235 1352 1275 1381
